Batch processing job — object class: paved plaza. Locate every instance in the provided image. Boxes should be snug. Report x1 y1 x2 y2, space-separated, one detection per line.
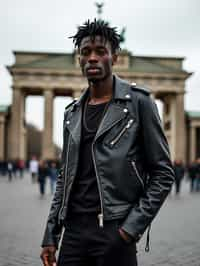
0 172 200 266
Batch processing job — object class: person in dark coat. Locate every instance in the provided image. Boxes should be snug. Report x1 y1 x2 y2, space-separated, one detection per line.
49 162 58 195
38 160 49 197
174 159 185 195
195 158 200 191
188 160 197 192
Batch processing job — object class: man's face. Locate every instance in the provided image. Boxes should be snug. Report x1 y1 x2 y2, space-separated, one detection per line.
78 35 117 82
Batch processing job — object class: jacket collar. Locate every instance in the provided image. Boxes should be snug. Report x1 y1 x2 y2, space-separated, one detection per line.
113 75 132 101
72 74 132 110
66 75 132 143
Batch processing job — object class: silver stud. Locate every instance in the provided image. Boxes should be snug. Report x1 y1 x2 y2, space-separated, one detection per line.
66 120 70 125
125 94 131 99
123 108 128 113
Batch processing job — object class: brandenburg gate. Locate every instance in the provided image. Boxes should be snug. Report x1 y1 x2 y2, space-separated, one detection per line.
5 50 191 161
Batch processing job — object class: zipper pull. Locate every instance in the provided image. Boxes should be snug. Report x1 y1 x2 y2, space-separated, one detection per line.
98 213 104 227
126 119 134 128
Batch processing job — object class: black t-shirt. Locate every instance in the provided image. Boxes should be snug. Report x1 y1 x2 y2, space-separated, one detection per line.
68 100 108 214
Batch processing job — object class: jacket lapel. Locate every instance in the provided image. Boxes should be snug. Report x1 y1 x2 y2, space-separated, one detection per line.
95 75 132 140
65 105 82 145
64 89 88 145
95 102 127 140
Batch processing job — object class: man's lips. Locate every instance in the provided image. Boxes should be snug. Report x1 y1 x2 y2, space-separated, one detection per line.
86 68 101 74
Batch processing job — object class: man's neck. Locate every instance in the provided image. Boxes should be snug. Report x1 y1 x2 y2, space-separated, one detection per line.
88 76 113 105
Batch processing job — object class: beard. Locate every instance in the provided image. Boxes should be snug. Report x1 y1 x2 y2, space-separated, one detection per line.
85 69 111 84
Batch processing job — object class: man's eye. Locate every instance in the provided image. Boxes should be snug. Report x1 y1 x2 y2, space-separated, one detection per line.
81 50 90 56
97 49 106 55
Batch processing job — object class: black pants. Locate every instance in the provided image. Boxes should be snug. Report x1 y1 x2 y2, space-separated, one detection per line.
175 179 181 194
58 213 138 266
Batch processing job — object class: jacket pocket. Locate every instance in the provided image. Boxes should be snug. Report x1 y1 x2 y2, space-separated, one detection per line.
130 161 145 191
110 118 134 147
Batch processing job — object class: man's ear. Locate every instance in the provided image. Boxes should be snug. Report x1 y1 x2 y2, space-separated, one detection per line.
77 48 81 66
112 53 118 66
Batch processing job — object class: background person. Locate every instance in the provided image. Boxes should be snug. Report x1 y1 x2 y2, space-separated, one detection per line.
173 159 185 195
38 160 49 198
29 155 39 183
188 160 197 192
49 162 58 195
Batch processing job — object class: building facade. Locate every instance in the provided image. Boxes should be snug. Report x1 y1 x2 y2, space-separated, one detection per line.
0 50 199 163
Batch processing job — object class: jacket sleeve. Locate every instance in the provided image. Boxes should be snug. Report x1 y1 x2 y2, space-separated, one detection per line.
41 112 67 248
122 95 175 241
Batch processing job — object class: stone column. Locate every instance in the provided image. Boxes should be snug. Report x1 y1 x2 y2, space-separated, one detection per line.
170 93 186 162
190 125 196 162
162 96 172 156
23 127 27 162
0 115 5 161
42 90 55 160
7 88 25 160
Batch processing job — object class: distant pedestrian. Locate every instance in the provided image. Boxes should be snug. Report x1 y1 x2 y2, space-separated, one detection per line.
49 162 58 195
12 160 18 178
174 159 185 195
38 160 49 198
18 159 25 178
7 161 13 182
195 158 200 191
29 156 39 183
188 160 197 192
0 160 3 176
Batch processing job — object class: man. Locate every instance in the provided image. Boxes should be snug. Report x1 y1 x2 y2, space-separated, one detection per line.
40 19 174 266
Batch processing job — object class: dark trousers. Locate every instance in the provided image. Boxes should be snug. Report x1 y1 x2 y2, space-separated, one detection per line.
175 179 181 194
58 213 138 266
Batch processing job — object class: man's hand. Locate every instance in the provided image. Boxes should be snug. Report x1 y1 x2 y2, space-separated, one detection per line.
40 246 57 266
118 228 133 244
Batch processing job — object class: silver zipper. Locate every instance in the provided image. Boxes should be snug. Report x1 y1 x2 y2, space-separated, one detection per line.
131 161 145 190
92 142 104 228
59 134 71 220
110 119 134 146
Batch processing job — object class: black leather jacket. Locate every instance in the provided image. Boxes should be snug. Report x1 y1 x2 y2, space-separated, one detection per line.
42 75 174 248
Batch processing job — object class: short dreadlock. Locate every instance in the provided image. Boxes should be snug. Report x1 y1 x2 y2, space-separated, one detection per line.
70 19 121 53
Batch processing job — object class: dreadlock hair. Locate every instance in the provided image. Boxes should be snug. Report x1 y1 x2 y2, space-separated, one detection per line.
70 19 121 53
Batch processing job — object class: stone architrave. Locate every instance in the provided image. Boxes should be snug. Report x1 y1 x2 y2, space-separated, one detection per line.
7 88 25 160
42 90 55 160
0 116 5 161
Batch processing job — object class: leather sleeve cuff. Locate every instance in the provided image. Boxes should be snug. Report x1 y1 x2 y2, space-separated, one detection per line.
121 224 143 242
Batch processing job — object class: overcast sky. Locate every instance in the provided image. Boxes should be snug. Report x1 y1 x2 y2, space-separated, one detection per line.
0 0 199 147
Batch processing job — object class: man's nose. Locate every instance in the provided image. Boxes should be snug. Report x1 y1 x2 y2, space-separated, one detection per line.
88 51 98 62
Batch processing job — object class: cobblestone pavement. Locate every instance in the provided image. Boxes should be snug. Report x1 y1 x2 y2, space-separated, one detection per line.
0 173 200 266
